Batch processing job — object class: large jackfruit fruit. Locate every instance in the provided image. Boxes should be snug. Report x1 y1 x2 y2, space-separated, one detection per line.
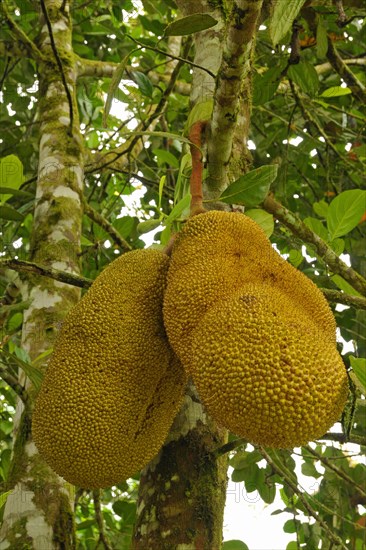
163 210 336 369
163 210 348 448
190 284 349 448
32 249 186 488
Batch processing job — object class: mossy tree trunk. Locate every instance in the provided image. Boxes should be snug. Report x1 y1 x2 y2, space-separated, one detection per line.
0 1 84 547
132 2 261 548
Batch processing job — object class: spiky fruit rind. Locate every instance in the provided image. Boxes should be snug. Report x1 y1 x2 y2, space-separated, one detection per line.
190 284 349 448
163 210 336 369
32 249 186 488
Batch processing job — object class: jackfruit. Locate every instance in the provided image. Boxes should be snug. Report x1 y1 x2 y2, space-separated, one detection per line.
32 249 186 488
189 283 349 448
163 210 336 370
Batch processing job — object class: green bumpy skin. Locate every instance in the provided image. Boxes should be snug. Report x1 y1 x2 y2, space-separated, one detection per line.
32 249 186 488
190 284 349 448
163 210 337 370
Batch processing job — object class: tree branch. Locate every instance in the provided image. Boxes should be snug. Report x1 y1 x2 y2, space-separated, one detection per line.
0 2 44 62
39 0 74 134
321 288 366 310
304 445 366 499
207 0 264 194
0 364 29 404
93 490 112 550
0 259 92 289
317 432 366 446
262 194 366 296
326 38 366 103
82 198 132 252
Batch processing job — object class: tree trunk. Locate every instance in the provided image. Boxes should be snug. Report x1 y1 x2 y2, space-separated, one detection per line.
0 1 84 547
132 2 260 547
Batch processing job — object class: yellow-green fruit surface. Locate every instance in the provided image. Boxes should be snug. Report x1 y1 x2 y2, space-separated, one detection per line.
32 249 186 488
163 210 336 369
190 284 349 448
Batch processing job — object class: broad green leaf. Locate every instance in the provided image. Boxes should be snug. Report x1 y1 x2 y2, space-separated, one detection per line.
219 165 278 207
350 144 366 159
304 217 328 241
1 350 44 393
316 17 328 59
269 0 307 45
132 71 153 97
0 204 24 221
0 155 23 203
288 249 303 268
137 219 161 235
327 189 366 240
286 542 299 550
331 274 362 297
0 491 12 511
112 500 136 523
245 209 274 237
186 100 213 130
252 64 286 106
164 14 218 36
301 461 321 478
76 519 96 530
164 193 191 226
153 149 179 168
222 541 249 550
257 479 276 504
6 312 23 332
288 62 319 96
313 199 328 219
158 175 165 211
0 187 33 200
350 356 366 393
283 519 296 533
320 86 352 98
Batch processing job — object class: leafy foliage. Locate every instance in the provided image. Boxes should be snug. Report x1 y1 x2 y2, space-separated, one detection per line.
0 0 365 548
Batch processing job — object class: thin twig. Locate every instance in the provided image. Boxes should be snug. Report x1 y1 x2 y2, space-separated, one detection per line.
0 259 92 289
93 490 112 550
326 38 366 103
304 445 366 500
126 34 216 79
82 198 132 252
262 194 366 297
39 0 74 134
318 432 366 446
259 447 349 550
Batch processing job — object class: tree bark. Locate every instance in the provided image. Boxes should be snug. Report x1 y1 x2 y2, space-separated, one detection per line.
0 1 84 547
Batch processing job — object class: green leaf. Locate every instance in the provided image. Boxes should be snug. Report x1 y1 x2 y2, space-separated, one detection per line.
132 71 153 97
76 519 96 530
329 238 345 256
316 17 328 59
0 203 24 221
327 189 366 240
0 187 33 200
350 356 366 393
1 350 44 393
186 100 213 130
269 0 307 45
164 14 218 36
164 194 191 226
301 461 321 478
288 249 303 268
320 86 352 98
6 312 23 332
112 500 136 523
286 542 299 550
331 274 362 297
283 519 296 533
219 165 278 207
0 155 23 203
222 541 249 550
288 62 319 96
137 219 161 235
153 149 179 168
0 491 12 511
258 480 276 504
313 199 328 219
304 217 328 241
245 209 274 237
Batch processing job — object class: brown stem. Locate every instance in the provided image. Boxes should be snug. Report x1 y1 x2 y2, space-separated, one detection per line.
189 120 207 217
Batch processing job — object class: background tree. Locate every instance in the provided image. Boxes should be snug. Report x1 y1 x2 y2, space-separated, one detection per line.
0 0 365 549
